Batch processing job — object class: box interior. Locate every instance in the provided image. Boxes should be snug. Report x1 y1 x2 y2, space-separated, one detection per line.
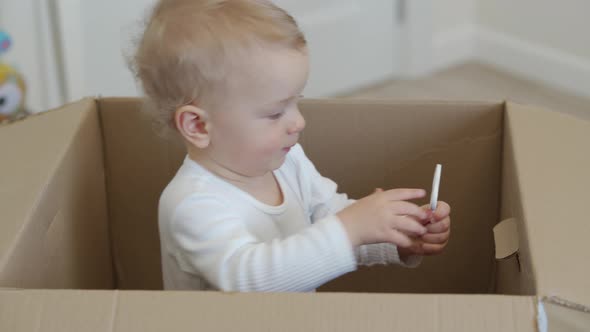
1 98 526 296
4 97 590 331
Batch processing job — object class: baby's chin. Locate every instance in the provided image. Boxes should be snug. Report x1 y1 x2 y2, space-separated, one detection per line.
266 155 289 172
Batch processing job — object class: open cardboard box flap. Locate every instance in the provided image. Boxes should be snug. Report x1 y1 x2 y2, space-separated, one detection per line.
0 98 589 331
503 102 590 307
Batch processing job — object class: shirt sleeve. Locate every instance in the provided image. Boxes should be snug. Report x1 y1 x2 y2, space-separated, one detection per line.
168 193 358 292
291 145 422 268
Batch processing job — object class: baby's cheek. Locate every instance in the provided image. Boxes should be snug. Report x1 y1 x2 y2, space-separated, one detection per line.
248 138 277 159
261 132 284 150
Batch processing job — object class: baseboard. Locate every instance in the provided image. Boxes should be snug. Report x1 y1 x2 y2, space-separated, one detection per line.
433 25 590 99
476 28 590 99
433 24 477 71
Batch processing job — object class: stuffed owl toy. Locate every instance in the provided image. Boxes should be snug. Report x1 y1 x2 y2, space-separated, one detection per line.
0 31 28 123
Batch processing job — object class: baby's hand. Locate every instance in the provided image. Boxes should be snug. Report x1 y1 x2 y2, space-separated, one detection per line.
337 188 429 248
399 201 451 257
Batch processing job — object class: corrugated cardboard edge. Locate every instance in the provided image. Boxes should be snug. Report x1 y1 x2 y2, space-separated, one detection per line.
542 296 590 314
0 289 539 332
95 98 120 289
301 98 504 107
538 296 590 332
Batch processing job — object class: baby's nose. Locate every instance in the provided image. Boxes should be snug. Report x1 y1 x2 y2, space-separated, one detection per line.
288 110 305 135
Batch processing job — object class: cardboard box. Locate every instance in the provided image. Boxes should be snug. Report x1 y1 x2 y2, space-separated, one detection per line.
1 98 589 331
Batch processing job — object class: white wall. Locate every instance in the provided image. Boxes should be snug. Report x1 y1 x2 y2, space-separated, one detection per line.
431 0 477 70
433 0 477 33
56 0 399 100
2 0 588 109
476 0 590 98
478 0 590 60
431 0 590 99
55 1 159 102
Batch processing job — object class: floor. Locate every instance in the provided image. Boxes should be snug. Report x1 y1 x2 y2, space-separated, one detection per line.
342 62 590 121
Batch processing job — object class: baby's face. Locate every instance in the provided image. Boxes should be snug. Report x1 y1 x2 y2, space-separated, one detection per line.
207 45 309 177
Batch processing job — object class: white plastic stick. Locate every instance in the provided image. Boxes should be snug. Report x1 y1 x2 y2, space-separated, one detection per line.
430 164 442 212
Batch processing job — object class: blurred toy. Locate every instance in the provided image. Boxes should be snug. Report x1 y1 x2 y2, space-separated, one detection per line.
0 31 11 55
0 30 28 123
0 63 27 122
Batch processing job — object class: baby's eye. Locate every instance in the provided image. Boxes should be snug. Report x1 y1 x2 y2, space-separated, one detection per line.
267 111 284 120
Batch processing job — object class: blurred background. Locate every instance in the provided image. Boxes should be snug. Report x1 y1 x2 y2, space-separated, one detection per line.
0 0 588 119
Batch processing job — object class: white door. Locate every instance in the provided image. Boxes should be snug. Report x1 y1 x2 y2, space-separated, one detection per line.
55 0 400 102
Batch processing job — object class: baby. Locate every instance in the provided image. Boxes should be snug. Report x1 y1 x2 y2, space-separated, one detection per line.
131 0 452 292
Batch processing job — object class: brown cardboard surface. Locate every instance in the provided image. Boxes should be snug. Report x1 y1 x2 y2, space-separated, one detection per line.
0 289 116 332
0 99 113 289
0 289 537 332
98 98 185 289
97 98 506 293
505 102 590 307
493 218 519 259
1 97 589 329
299 100 504 293
115 292 537 332
0 101 90 265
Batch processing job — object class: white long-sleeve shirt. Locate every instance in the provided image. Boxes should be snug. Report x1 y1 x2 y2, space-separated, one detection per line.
158 144 420 292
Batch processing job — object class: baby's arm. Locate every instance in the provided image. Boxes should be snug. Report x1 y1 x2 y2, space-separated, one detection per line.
294 146 421 267
309 176 420 267
169 193 357 292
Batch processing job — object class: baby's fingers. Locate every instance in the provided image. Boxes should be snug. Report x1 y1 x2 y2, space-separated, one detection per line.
420 201 451 224
392 215 427 236
385 188 426 201
391 201 429 220
421 229 450 244
425 216 450 234
421 242 448 256
387 229 414 248
432 201 451 220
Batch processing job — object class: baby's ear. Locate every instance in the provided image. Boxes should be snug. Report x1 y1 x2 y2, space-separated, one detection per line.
175 104 210 149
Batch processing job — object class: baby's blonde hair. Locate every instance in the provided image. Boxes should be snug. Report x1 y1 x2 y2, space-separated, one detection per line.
130 0 306 136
